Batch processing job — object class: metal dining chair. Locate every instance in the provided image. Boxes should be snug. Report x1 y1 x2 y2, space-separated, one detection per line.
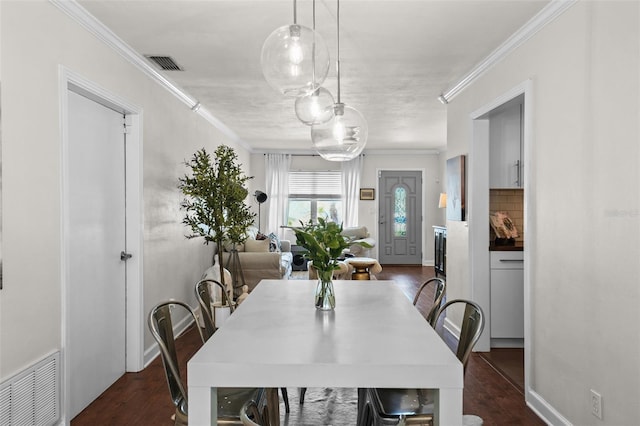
412 277 446 327
358 299 485 426
194 280 291 415
240 398 271 426
148 300 263 425
195 278 234 340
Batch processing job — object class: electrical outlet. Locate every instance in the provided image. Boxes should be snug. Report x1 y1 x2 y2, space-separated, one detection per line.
590 389 602 420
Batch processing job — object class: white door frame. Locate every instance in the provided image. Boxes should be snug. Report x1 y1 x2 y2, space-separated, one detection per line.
469 80 533 395
59 67 144 421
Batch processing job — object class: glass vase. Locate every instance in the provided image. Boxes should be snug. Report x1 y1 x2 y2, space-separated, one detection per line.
315 272 335 310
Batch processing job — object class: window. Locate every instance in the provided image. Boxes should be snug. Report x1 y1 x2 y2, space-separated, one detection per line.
394 186 407 236
287 171 342 226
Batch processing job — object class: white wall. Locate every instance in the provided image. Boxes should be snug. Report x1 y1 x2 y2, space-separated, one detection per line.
0 1 249 379
446 2 639 424
250 152 444 263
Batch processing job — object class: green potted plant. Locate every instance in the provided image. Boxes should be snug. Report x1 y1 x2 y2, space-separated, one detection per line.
291 218 371 310
178 145 254 300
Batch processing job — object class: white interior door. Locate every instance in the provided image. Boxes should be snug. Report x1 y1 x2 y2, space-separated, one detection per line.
378 170 422 264
67 90 127 419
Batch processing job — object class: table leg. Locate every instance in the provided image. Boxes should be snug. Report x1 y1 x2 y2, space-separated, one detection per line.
434 388 463 426
267 388 280 425
187 385 215 425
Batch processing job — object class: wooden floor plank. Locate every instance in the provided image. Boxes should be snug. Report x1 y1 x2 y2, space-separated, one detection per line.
479 348 525 393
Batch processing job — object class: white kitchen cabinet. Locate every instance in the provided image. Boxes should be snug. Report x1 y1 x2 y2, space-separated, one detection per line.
489 95 523 188
490 251 524 344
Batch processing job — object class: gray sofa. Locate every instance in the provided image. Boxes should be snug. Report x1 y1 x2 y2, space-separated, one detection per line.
221 237 292 292
341 226 376 256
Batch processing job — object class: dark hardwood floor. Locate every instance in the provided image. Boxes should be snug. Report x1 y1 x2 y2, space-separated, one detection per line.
71 266 544 425
479 348 525 393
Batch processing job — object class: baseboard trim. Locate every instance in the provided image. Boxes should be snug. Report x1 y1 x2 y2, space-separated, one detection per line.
490 338 524 348
526 388 572 425
443 317 461 340
447 316 568 425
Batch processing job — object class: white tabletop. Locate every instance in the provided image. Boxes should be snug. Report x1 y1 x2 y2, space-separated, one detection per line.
187 280 463 425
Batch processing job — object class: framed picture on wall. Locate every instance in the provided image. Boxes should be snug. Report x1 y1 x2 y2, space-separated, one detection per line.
446 155 466 221
360 188 375 200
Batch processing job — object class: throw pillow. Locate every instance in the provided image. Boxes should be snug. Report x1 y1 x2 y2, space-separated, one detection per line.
256 232 279 252
223 241 245 252
267 232 282 252
341 226 368 239
244 238 270 252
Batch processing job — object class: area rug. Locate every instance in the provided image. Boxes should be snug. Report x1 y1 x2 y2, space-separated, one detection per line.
289 270 309 280
279 387 358 425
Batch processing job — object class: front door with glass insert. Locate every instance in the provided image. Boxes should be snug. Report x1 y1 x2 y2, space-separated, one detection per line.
378 170 422 264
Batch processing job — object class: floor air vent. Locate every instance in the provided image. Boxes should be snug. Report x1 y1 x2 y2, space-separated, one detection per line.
145 55 183 71
0 352 59 426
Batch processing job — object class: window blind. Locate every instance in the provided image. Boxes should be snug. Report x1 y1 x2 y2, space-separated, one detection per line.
289 171 342 197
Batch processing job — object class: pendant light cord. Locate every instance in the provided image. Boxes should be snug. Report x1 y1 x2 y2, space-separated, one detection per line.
336 0 341 103
293 0 297 24
312 0 316 87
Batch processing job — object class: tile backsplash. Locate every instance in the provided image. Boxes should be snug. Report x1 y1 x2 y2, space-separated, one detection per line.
489 189 524 243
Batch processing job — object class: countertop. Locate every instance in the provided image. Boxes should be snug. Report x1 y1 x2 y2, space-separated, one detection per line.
489 242 524 251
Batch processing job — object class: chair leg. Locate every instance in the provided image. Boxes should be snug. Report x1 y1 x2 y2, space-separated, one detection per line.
357 388 366 425
299 387 307 404
280 387 290 413
357 401 374 426
173 408 188 426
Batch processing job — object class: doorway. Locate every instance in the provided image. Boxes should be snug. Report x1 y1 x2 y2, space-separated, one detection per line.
61 69 143 421
378 170 422 264
469 80 532 394
67 90 127 418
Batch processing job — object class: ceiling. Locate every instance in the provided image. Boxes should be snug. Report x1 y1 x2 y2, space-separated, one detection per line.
78 0 548 154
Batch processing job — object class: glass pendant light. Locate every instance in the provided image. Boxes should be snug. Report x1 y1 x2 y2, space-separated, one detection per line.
295 87 335 125
311 0 367 161
295 0 335 125
311 103 367 161
261 0 330 97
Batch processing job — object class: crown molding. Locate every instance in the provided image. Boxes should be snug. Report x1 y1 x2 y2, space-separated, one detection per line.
364 149 440 156
255 149 441 157
49 0 250 151
439 0 577 103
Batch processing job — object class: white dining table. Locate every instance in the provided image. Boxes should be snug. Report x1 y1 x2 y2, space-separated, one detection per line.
187 279 463 425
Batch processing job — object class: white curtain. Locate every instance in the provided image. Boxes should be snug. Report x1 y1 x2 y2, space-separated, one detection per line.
265 154 291 238
341 155 363 227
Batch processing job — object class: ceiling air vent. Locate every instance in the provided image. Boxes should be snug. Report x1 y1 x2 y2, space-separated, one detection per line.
145 55 183 71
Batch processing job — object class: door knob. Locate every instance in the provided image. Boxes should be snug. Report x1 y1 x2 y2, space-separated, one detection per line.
120 251 133 261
